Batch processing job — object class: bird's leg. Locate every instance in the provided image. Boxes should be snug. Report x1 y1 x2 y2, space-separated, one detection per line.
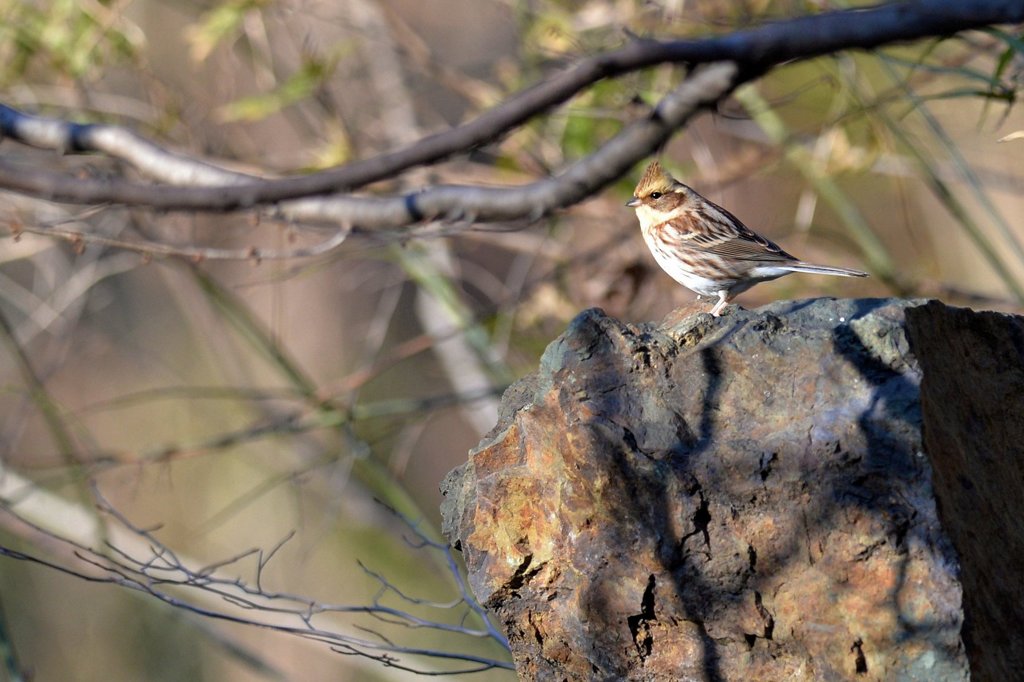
709 291 730 317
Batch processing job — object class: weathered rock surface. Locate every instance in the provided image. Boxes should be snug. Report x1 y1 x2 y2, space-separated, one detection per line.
906 302 1024 681
441 297 1016 681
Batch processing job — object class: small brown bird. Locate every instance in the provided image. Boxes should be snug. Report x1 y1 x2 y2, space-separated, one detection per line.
627 160 868 316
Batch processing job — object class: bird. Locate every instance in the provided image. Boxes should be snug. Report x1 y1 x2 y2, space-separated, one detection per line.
627 160 868 316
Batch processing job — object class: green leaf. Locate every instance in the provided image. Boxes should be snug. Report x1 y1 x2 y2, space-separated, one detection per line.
216 57 335 123
187 0 267 63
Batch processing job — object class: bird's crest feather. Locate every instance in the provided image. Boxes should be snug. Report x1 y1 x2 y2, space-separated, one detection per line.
633 160 679 197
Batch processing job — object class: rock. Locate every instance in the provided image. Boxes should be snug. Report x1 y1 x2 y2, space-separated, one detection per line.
442 297 1002 681
906 302 1024 681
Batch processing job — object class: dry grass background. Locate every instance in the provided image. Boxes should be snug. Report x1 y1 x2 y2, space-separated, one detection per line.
0 0 1021 679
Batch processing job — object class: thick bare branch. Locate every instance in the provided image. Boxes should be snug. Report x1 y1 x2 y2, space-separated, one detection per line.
0 0 1019 216
0 62 737 227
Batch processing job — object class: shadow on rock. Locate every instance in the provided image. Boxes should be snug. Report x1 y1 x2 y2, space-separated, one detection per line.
441 298 985 681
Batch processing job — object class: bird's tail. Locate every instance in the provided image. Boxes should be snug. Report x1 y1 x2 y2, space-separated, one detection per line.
784 262 868 278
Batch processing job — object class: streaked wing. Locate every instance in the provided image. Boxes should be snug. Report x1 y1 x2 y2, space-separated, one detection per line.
665 201 799 263
696 234 797 263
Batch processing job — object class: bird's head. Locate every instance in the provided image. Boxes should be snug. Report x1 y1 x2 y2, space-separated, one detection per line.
626 160 690 223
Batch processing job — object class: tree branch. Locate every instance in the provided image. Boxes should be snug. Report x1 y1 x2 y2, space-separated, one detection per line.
0 62 738 227
0 0 1019 217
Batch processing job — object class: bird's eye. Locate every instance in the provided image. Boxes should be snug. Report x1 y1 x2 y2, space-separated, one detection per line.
649 191 662 199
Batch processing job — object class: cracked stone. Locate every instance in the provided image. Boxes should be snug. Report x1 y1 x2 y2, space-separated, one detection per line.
440 298 997 680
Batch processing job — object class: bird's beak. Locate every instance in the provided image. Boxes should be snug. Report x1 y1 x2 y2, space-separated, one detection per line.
625 197 640 208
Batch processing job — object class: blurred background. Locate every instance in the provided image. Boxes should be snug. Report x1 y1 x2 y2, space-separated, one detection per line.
0 0 1021 679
